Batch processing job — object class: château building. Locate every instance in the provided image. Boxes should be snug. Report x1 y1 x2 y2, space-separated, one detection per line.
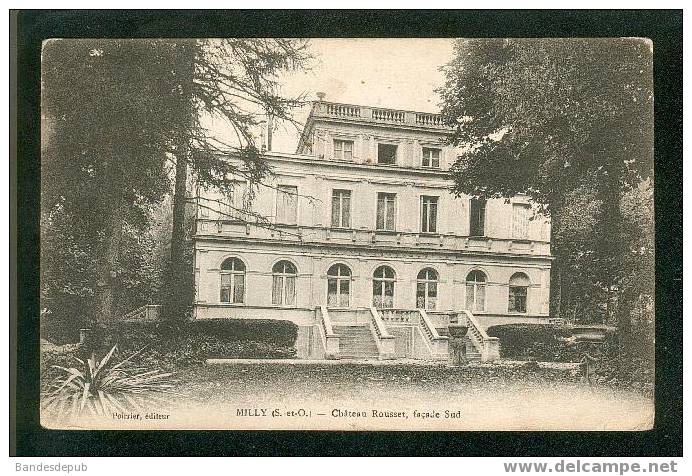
191 97 552 361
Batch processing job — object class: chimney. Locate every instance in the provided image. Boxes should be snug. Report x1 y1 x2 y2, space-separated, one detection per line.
266 114 273 152
316 91 326 101
259 120 267 152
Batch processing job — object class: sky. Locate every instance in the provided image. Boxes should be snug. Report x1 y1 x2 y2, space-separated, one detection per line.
207 38 457 154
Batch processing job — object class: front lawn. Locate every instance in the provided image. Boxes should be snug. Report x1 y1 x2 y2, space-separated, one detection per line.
168 362 653 431
41 360 653 431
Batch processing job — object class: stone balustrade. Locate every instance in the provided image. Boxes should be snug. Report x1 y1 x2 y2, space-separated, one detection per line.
312 101 449 129
317 305 340 359
195 220 551 257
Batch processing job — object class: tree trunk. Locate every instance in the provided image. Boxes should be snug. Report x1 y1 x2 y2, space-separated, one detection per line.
162 42 197 322
598 160 625 329
94 159 126 324
548 207 563 321
162 148 189 322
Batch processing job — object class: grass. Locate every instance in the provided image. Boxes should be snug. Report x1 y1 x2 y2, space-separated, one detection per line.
41 350 654 431
157 362 654 431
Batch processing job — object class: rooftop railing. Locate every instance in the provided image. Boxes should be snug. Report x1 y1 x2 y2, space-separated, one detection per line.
312 101 449 129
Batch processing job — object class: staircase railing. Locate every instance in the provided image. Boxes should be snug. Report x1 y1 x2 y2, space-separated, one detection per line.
121 304 161 321
458 310 500 362
417 309 449 360
317 306 340 359
368 307 396 359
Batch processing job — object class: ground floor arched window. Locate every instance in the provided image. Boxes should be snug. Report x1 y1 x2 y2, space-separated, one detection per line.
327 263 351 307
416 267 438 310
373 265 395 309
465 270 487 312
220 257 246 303
272 260 297 306
509 272 530 313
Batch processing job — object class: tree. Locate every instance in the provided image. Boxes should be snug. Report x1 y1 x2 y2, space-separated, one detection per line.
41 38 312 333
41 39 190 325
438 38 654 327
161 39 312 323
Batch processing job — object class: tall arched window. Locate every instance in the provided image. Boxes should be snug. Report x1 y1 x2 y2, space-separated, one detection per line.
272 260 297 306
509 272 530 313
416 268 439 310
465 270 487 312
327 264 351 307
220 257 246 303
373 265 395 309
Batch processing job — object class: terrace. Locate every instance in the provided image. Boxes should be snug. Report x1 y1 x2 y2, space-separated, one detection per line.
310 100 450 130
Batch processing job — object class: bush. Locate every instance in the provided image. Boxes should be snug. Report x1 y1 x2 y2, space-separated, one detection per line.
486 324 573 359
40 310 86 345
83 319 298 369
485 323 653 394
185 319 298 347
486 323 620 362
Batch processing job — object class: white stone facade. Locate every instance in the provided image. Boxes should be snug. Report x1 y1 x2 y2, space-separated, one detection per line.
192 100 553 357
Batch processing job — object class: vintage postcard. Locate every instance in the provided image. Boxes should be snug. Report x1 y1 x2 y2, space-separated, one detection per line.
39 37 654 431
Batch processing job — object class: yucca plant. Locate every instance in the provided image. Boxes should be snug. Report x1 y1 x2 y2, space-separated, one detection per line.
41 345 176 421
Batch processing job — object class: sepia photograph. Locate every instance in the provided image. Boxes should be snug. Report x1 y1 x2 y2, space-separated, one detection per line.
38 36 656 432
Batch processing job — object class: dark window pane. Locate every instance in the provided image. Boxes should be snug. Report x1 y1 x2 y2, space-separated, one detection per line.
416 283 426 308
466 284 475 309
285 276 296 305
509 286 527 313
220 287 230 303
378 144 397 165
339 279 350 306
331 195 340 227
470 199 486 236
233 274 245 303
342 194 351 227
477 284 486 311
272 275 282 305
429 199 437 232
327 278 337 306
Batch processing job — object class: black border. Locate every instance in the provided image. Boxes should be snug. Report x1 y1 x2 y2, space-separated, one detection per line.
11 10 683 457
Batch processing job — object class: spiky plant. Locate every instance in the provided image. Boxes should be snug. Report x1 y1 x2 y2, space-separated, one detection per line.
41 345 176 420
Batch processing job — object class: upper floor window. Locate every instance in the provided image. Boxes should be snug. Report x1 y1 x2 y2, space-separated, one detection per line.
198 197 209 218
377 143 397 165
220 257 246 304
512 203 530 239
331 190 352 228
276 185 298 225
469 198 486 237
420 196 439 233
376 192 397 231
333 139 353 161
272 260 297 306
422 147 441 168
222 181 248 220
508 272 530 314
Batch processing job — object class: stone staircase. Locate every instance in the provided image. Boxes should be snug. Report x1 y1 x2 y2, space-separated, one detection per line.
316 308 497 362
332 325 380 359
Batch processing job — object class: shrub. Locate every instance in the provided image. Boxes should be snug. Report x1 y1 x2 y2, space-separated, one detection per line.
485 323 652 394
41 345 175 420
80 319 299 369
486 324 573 359
486 323 620 362
185 319 298 347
